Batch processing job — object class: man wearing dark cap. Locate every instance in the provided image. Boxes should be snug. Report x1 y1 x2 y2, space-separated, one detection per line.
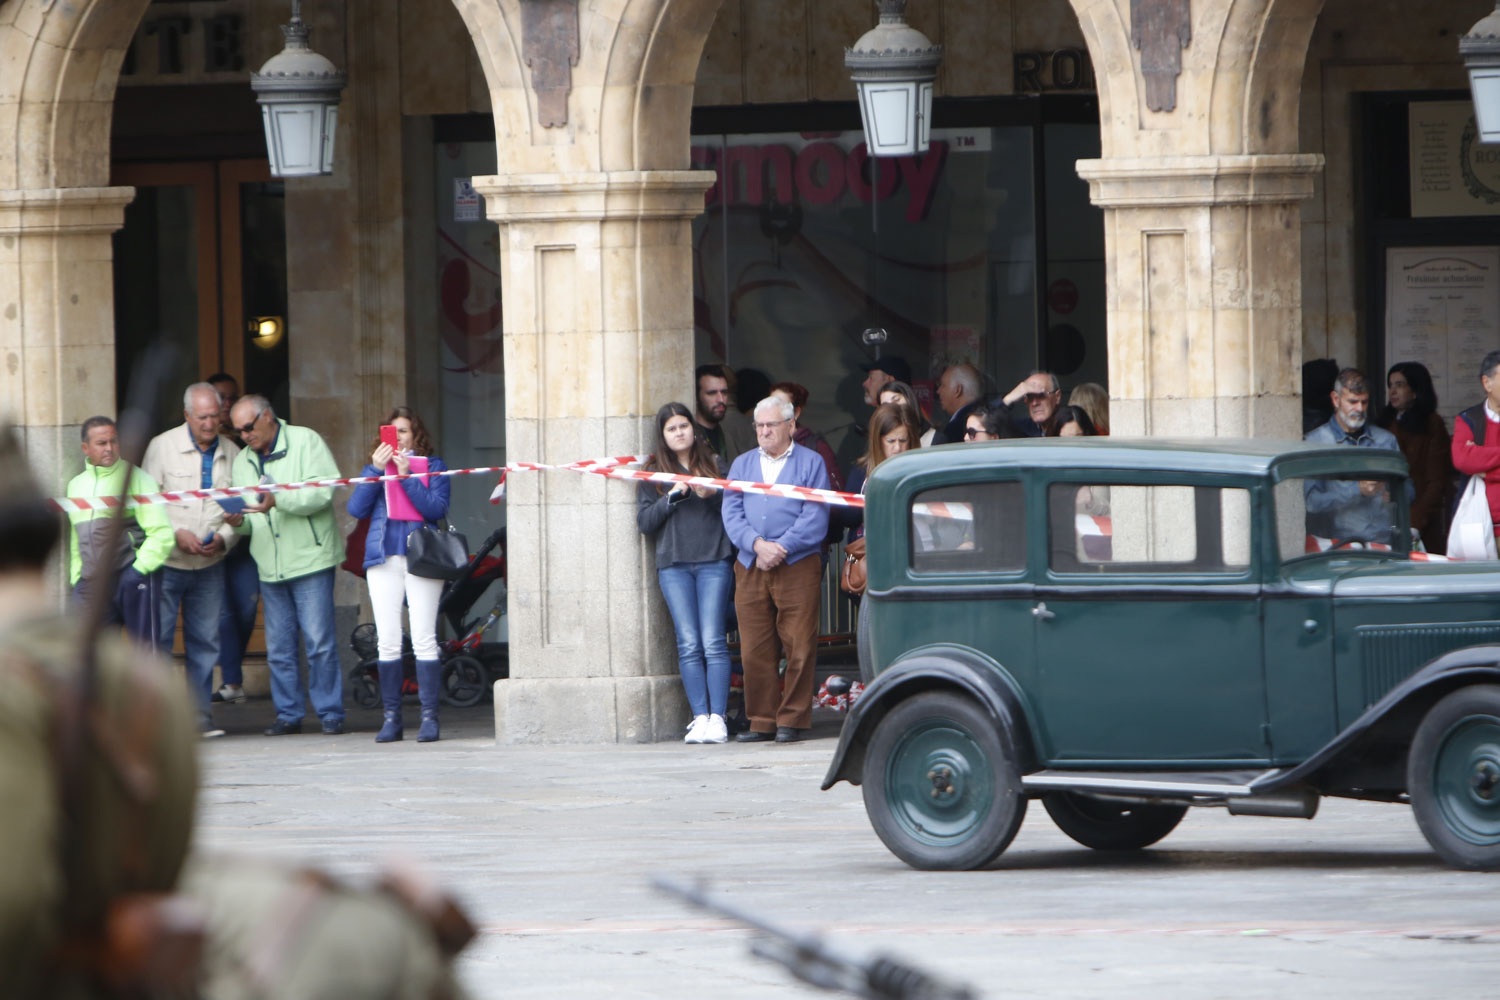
860 356 912 407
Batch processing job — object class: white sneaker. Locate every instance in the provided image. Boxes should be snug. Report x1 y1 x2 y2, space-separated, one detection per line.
702 714 728 744
201 728 226 740
684 714 709 744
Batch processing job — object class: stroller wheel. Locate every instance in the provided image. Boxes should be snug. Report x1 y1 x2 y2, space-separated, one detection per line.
350 622 379 661
442 655 486 708
349 659 381 710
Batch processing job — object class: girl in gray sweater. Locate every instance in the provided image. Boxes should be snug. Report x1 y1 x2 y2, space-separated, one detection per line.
636 402 734 744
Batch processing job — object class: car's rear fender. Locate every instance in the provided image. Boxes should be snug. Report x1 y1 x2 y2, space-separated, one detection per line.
821 647 1038 790
1270 644 1500 798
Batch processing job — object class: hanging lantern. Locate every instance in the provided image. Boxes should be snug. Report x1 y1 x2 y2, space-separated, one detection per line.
251 1 347 177
845 0 943 157
1462 1 1500 144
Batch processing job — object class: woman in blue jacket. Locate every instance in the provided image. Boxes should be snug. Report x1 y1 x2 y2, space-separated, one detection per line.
346 407 451 743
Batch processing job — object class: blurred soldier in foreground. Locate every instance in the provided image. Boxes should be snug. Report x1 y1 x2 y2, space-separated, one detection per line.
0 425 200 998
1 425 473 998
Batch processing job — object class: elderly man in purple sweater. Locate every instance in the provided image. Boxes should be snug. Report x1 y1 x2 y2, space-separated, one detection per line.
721 395 832 743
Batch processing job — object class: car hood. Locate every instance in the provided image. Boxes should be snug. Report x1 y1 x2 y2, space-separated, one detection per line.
1327 557 1500 598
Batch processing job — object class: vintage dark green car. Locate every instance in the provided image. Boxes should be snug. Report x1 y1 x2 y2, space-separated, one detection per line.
824 438 1500 871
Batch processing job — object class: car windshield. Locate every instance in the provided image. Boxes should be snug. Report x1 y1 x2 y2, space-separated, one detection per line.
1275 474 1411 561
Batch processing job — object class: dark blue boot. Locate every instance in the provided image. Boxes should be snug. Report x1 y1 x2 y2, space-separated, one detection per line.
375 659 404 743
415 659 441 743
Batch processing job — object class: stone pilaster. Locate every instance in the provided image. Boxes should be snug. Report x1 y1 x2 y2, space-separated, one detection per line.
1075 153 1324 440
473 169 715 743
0 186 133 599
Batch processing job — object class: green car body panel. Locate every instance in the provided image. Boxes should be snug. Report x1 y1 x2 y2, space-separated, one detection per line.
829 438 1500 786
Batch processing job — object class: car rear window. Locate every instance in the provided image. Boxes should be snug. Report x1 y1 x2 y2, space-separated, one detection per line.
909 481 1025 574
1047 484 1252 574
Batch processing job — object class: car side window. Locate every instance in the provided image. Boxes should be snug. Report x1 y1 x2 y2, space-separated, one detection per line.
909 482 1025 574
1048 484 1252 574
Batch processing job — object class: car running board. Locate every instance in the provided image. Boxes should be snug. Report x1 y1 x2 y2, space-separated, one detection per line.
1022 769 1276 798
1020 769 1322 819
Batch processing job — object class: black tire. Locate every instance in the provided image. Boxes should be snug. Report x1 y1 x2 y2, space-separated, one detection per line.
349 660 380 710
1042 792 1187 850
856 597 874 684
861 691 1026 870
1408 684 1500 871
442 655 487 708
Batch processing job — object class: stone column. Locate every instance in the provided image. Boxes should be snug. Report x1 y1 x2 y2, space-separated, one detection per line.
474 170 714 743
1067 0 1325 439
0 186 133 598
1075 154 1323 438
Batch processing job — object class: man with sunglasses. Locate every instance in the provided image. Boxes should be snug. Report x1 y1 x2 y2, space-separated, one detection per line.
228 395 346 736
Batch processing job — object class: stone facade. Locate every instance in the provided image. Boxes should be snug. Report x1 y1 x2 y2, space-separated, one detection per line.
1 0 1487 740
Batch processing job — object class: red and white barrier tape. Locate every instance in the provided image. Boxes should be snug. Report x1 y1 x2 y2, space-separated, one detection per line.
48 454 867 513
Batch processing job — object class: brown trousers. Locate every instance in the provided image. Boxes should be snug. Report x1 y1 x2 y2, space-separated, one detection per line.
733 556 823 732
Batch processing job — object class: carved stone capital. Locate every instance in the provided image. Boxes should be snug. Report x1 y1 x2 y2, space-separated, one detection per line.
472 170 717 224
0 187 135 236
1075 154 1325 208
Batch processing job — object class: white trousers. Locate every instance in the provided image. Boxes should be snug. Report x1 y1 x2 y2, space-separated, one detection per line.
365 555 444 660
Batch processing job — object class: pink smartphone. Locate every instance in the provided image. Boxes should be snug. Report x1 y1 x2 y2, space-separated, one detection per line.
379 424 398 450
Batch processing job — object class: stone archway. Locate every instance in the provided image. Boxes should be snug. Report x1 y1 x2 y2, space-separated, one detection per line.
444 0 724 742
1065 0 1327 438
1 0 150 512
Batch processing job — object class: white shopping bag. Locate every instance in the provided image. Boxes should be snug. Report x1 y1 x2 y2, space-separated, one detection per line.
1447 474 1498 561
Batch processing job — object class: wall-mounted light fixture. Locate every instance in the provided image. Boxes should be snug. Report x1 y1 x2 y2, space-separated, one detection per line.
249 316 285 350
1462 1 1500 144
251 0 346 176
845 0 943 157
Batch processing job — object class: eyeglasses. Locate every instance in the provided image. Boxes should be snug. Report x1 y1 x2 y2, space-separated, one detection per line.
963 427 982 439
754 419 789 431
235 407 266 435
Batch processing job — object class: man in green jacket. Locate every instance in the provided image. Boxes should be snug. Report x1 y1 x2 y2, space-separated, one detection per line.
228 395 346 736
65 416 174 648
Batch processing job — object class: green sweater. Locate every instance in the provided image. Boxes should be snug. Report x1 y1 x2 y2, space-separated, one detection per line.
64 462 174 586
230 419 342 583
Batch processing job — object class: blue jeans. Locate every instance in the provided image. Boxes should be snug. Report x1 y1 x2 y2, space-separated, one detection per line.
74 565 161 650
656 558 734 717
158 562 225 730
218 543 259 686
259 568 343 724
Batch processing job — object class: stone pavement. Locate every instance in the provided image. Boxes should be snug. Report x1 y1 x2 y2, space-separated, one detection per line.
195 699 1500 999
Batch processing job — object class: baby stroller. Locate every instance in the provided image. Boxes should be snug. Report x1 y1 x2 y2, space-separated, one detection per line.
348 526 510 710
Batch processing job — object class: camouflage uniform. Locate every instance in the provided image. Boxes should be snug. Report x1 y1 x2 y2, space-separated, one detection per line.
0 612 199 1000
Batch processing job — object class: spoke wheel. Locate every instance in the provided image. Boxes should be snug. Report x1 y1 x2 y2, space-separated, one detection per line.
1410 685 1500 870
441 655 487 708
1043 792 1186 850
348 661 380 710
861 691 1026 870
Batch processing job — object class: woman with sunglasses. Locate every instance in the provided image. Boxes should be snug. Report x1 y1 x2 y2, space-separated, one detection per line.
346 407 450 743
637 402 735 744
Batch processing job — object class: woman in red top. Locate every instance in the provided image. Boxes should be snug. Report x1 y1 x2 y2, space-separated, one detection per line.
1450 351 1500 537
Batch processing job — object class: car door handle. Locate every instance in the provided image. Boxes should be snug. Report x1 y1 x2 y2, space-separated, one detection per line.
1032 602 1056 621
1303 619 1320 634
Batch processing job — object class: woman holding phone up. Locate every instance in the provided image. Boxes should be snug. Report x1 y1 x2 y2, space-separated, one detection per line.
346 407 450 743
636 402 735 744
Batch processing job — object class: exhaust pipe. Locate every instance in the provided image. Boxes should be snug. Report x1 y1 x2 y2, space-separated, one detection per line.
1227 787 1319 819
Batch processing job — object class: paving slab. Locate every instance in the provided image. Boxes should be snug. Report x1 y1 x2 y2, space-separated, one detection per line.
195 701 1500 999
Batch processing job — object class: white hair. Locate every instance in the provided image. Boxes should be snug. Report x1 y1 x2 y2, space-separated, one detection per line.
184 382 222 410
754 396 794 422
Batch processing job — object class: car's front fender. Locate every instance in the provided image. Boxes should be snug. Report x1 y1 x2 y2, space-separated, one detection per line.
1267 644 1500 795
821 648 1037 790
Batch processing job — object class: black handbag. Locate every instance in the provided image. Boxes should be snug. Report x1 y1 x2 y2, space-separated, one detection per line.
406 522 470 580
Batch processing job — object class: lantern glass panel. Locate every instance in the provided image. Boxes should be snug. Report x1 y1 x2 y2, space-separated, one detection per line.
1471 69 1500 143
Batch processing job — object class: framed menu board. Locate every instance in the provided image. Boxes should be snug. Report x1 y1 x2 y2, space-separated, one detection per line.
1385 246 1500 421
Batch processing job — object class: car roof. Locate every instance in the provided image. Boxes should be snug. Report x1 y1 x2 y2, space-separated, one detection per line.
872 437 1411 480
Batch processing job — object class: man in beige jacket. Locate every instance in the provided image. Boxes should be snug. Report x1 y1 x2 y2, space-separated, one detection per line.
143 381 242 737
